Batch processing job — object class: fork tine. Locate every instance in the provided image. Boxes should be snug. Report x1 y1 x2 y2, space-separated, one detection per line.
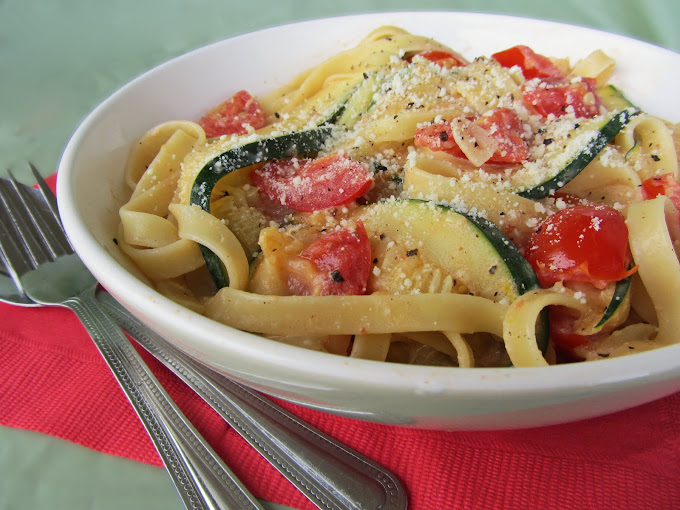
28 162 60 220
1 173 55 268
0 181 36 292
25 163 73 255
6 170 72 262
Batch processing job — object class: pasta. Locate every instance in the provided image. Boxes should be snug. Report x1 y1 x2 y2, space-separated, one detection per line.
117 26 680 368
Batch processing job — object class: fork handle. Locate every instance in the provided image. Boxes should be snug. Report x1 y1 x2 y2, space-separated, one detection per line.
98 291 408 510
65 290 264 510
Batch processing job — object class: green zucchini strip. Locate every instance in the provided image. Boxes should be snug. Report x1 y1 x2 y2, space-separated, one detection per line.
190 126 334 288
518 108 639 199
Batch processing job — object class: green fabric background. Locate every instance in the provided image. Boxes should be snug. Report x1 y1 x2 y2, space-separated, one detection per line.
1 1 677 509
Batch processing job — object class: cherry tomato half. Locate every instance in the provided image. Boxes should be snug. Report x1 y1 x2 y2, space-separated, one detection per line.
548 306 591 350
522 78 601 119
491 45 565 80
414 121 465 158
414 108 529 164
525 204 636 288
199 90 267 138
300 221 372 296
250 153 373 212
641 173 680 209
411 50 467 69
475 108 530 163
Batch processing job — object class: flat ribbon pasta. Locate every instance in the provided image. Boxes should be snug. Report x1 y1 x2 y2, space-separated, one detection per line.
259 26 459 117
169 204 250 291
205 290 506 338
117 230 205 281
626 196 680 345
503 289 587 367
350 334 393 361
403 153 545 246
615 114 678 181
125 121 206 193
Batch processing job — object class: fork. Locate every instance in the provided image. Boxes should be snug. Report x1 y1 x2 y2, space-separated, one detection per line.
0 171 265 510
0 165 408 510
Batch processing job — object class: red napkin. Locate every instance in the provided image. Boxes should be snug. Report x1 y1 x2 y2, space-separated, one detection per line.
2 176 680 510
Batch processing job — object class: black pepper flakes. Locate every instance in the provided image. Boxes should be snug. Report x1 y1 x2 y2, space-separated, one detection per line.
489 265 497 275
330 270 345 283
406 248 418 257
651 154 661 161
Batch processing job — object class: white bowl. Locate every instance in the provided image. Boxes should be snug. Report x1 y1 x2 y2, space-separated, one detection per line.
57 12 680 430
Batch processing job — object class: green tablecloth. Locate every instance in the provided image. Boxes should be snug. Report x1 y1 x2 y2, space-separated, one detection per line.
1 1 678 509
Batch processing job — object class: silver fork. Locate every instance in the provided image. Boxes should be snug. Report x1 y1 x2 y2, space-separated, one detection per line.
0 165 408 510
0 171 265 510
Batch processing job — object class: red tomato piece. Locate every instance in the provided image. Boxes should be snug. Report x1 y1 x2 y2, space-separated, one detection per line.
300 221 372 296
413 108 529 164
522 78 601 118
525 204 636 288
199 90 267 138
491 45 565 80
548 306 591 350
413 122 466 158
250 153 373 212
641 173 680 210
412 50 466 69
476 108 530 163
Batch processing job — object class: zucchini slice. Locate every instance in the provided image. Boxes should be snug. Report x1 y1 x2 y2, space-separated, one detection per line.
190 127 334 287
598 84 636 111
594 274 632 330
516 107 639 199
189 75 384 287
357 198 549 354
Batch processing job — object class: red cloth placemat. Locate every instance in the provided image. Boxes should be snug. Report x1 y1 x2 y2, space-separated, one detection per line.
1 176 680 510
